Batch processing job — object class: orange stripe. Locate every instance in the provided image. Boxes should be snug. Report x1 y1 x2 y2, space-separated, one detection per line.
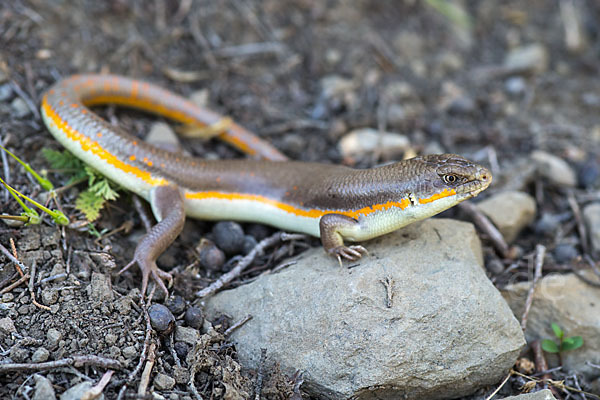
42 95 168 187
81 95 196 125
418 188 456 204
185 191 411 219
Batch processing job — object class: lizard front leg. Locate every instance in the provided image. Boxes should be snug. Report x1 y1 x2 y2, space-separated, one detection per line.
319 213 368 266
120 185 185 299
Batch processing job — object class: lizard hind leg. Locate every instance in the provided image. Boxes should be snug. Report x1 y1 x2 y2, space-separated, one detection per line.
119 185 186 299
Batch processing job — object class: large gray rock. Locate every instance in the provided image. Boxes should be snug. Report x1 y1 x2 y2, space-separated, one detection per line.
502 273 600 378
503 389 557 400
205 219 525 399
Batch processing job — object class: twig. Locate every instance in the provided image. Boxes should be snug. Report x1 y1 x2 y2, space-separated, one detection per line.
254 348 268 400
0 355 121 372
28 261 51 311
83 370 114 400
521 245 546 331
224 315 252 337
458 202 510 258
484 371 512 400
9 238 23 276
132 195 153 232
137 342 156 395
168 332 181 368
0 241 28 273
567 190 589 255
379 276 395 308
0 273 29 294
10 79 41 120
195 232 306 298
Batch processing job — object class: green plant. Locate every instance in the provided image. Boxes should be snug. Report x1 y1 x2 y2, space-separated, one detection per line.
0 145 68 225
42 149 120 221
541 323 583 353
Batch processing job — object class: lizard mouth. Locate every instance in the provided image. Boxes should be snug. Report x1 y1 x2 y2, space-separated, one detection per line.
463 166 493 198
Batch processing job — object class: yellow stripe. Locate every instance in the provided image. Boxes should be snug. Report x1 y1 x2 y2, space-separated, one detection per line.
41 95 168 187
185 191 412 219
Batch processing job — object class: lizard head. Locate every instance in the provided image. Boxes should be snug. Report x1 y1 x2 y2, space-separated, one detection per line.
410 153 492 207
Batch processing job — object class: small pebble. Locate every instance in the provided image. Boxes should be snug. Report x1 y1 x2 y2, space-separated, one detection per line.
447 96 476 115
246 224 271 241
485 258 505 275
174 326 200 345
583 203 600 257
553 243 579 264
242 235 258 255
33 374 56 400
534 214 562 237
477 191 537 243
581 92 600 108
173 341 189 359
338 128 410 160
578 159 600 188
197 239 225 271
46 328 62 348
504 43 549 74
145 122 181 152
165 295 186 315
0 83 13 102
184 307 204 330
31 347 50 363
504 76 526 96
11 97 30 118
122 345 138 359
148 304 175 335
0 317 16 335
212 221 245 255
154 373 176 390
41 288 58 305
105 333 117 346
531 150 577 187
61 382 101 400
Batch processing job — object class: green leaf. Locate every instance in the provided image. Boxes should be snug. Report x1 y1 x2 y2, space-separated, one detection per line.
551 322 563 339
88 179 119 201
541 339 560 353
75 189 107 221
42 148 83 170
561 336 584 352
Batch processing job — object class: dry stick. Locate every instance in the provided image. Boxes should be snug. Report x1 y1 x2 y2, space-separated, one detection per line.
521 245 546 332
531 339 555 395
196 232 306 298
0 273 29 294
458 202 510 258
137 342 156 396
224 315 252 337
0 241 28 274
9 238 22 276
84 370 114 400
254 348 268 400
0 355 121 372
484 371 512 400
117 307 155 400
567 190 589 255
28 261 51 311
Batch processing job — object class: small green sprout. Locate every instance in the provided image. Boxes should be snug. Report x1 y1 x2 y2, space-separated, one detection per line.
0 176 68 225
42 149 120 221
541 322 583 353
0 144 54 191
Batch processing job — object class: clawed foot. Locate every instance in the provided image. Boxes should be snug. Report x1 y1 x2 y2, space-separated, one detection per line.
329 245 369 267
119 258 172 301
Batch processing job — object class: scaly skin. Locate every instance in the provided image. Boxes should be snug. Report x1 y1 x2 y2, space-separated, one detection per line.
40 74 492 297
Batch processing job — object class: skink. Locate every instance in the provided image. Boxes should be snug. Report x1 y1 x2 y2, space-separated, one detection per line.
40 74 492 296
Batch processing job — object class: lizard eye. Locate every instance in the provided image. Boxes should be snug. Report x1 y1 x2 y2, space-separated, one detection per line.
443 174 458 184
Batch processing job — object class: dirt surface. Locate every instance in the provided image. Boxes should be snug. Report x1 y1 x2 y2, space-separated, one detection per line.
1 0 600 399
